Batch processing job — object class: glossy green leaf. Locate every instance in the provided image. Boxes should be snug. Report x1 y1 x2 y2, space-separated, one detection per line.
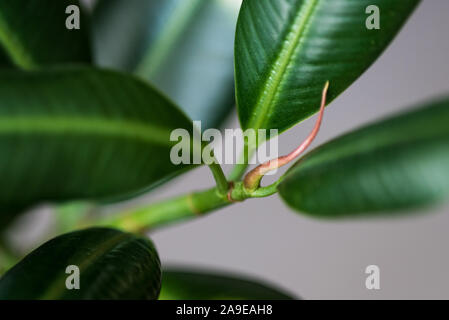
0 0 91 68
93 0 241 129
159 268 294 300
0 67 194 217
0 243 16 276
0 228 161 299
278 98 449 217
0 47 12 67
235 0 420 136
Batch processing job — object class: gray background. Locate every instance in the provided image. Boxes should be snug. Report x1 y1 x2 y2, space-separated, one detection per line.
147 0 449 299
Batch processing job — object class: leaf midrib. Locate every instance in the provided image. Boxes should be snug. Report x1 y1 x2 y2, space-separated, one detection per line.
0 116 175 146
135 0 203 77
0 10 35 68
39 232 132 299
287 128 449 176
247 0 319 131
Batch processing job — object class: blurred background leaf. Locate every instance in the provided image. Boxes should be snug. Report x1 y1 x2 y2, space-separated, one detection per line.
278 98 449 217
93 0 241 129
0 228 161 299
0 242 17 276
159 267 295 300
0 0 91 69
235 0 420 136
0 47 12 67
0 67 195 221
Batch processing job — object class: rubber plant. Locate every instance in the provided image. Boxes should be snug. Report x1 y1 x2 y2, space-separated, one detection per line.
0 0 445 300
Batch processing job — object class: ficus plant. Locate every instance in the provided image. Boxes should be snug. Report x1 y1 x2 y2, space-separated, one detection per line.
0 0 446 300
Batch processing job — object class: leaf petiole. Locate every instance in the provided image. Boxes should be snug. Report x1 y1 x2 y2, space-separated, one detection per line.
208 161 230 195
81 181 278 233
228 141 256 182
243 81 329 192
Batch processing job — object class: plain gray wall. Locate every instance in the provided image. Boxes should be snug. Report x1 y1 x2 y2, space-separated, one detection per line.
144 0 449 299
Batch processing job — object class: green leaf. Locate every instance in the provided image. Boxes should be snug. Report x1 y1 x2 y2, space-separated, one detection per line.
0 0 91 69
159 268 294 300
0 243 17 276
0 67 194 216
93 0 241 129
0 228 161 299
278 98 449 217
235 0 420 136
0 47 12 67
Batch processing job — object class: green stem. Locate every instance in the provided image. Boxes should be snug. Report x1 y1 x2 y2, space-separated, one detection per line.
208 162 229 195
83 180 277 233
88 187 230 233
228 162 249 181
250 180 280 198
228 141 255 181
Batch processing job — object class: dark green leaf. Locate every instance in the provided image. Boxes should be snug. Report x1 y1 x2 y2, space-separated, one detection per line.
278 98 449 217
159 268 294 300
0 47 12 67
0 243 16 276
0 228 161 299
0 67 194 216
0 0 91 68
235 0 420 135
93 0 240 128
